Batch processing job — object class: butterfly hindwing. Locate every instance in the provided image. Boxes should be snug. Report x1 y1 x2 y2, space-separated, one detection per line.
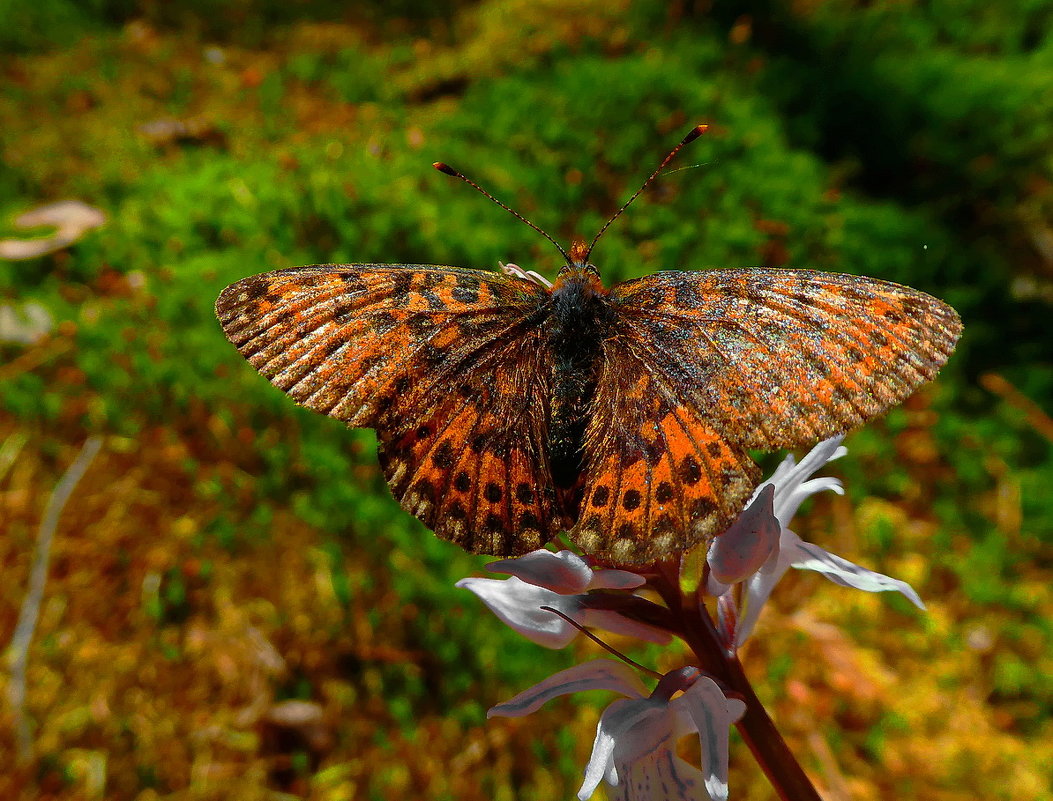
572 336 760 564
216 264 566 554
611 268 962 451
377 327 569 555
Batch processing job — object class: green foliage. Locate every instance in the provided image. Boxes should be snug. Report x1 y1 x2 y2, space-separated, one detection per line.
1 1 1050 798
0 0 121 53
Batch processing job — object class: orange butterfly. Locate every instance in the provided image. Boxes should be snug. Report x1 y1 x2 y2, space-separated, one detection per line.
216 126 961 565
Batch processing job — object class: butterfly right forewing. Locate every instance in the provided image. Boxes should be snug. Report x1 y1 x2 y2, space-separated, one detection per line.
569 266 960 564
610 268 962 452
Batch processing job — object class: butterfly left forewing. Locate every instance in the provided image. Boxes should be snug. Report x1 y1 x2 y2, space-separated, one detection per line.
217 263 567 555
217 264 546 426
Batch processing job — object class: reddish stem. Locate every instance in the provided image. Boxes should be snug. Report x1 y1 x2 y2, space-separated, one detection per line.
647 568 822 801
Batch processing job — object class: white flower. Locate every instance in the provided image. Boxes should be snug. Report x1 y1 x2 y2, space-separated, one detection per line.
456 550 671 649
706 484 781 595
720 435 926 646
489 659 746 801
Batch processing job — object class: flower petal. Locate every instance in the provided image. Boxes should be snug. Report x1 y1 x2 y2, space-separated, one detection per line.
579 709 619 799
489 658 647 720
707 484 780 589
608 751 710 801
485 549 595 593
456 576 583 648
786 537 926 609
457 576 671 647
579 696 676 800
734 529 801 647
736 524 928 647
733 436 850 645
674 677 746 801
588 567 648 592
486 549 647 594
767 435 847 526
775 475 844 529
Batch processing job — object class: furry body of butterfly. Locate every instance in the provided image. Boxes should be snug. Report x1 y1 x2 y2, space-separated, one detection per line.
547 265 612 498
216 259 961 566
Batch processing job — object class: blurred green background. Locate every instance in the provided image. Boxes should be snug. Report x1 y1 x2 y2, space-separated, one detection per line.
1 1 1051 799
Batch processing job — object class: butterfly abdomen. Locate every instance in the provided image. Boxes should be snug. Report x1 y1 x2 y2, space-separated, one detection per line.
547 268 614 510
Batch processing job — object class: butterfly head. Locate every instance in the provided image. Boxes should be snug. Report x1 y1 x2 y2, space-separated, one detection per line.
563 238 600 278
436 124 709 285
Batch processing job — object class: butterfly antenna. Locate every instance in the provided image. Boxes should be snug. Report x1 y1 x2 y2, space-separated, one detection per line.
433 162 573 264
583 123 709 263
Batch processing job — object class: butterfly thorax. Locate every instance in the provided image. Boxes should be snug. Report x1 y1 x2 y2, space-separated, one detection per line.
547 265 612 509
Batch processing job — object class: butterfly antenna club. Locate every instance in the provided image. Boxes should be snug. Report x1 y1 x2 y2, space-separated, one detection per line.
583 124 709 263
433 161 572 264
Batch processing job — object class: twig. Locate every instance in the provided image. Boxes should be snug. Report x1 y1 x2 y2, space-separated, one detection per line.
0 430 28 485
980 372 1053 443
5 436 102 764
539 605 663 679
0 338 72 383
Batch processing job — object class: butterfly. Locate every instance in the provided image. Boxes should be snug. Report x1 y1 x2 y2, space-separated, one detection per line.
215 126 962 566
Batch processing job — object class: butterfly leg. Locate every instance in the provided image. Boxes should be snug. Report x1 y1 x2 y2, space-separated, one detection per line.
499 262 553 289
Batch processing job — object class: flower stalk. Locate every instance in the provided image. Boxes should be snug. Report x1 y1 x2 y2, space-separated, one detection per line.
459 436 927 800
648 564 823 801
